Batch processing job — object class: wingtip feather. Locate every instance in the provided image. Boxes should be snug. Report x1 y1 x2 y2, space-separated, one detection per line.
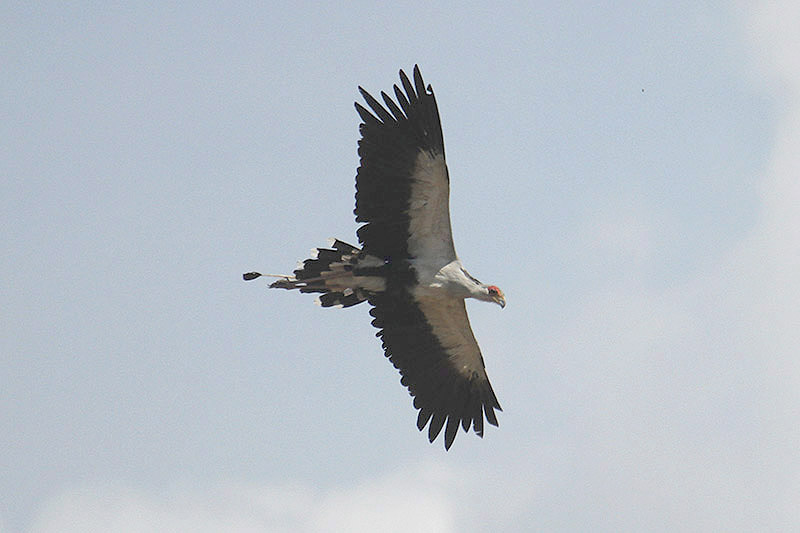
485 405 499 427
427 412 446 443
443 416 459 450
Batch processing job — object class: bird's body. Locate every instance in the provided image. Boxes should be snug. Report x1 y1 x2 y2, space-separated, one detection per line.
246 66 505 449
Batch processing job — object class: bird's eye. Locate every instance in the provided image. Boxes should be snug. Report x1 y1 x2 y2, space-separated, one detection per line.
488 287 497 295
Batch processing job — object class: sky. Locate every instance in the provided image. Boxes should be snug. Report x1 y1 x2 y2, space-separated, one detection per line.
2 2 799 531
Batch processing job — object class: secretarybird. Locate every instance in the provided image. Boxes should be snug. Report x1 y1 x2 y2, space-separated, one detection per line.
245 66 505 450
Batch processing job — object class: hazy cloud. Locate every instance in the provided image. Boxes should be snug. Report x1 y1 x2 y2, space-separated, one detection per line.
27 463 455 533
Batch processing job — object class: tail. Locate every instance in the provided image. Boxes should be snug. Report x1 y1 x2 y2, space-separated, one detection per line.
244 239 370 308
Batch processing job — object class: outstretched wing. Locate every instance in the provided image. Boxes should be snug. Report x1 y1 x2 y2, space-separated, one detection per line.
355 66 499 449
354 65 457 265
368 292 502 450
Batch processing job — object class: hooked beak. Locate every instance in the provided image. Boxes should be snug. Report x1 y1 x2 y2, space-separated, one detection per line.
494 293 506 309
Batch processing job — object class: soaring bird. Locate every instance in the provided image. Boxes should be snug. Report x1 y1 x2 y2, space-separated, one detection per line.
245 66 505 450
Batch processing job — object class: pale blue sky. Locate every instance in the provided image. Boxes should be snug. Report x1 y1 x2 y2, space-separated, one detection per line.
3 2 798 531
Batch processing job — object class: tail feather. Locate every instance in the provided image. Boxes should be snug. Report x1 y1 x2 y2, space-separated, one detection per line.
270 240 370 308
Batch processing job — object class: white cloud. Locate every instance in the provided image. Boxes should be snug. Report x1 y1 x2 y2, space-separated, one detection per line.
493 6 800 528
26 463 456 533
743 2 800 93
564 4 800 527
310 464 454 533
736 1 800 362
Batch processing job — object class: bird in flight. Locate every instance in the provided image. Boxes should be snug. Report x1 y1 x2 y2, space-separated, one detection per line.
245 66 505 450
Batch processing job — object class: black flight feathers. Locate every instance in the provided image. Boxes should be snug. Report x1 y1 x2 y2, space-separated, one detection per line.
354 65 445 158
368 292 501 450
353 66 445 264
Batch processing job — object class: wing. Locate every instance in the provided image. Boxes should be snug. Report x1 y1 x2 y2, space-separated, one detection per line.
368 292 501 450
354 65 457 265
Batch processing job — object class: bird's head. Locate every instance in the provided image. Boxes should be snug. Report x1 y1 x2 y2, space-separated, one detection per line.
486 285 506 308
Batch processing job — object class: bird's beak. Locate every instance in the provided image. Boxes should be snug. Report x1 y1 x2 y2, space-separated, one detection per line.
494 294 506 309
